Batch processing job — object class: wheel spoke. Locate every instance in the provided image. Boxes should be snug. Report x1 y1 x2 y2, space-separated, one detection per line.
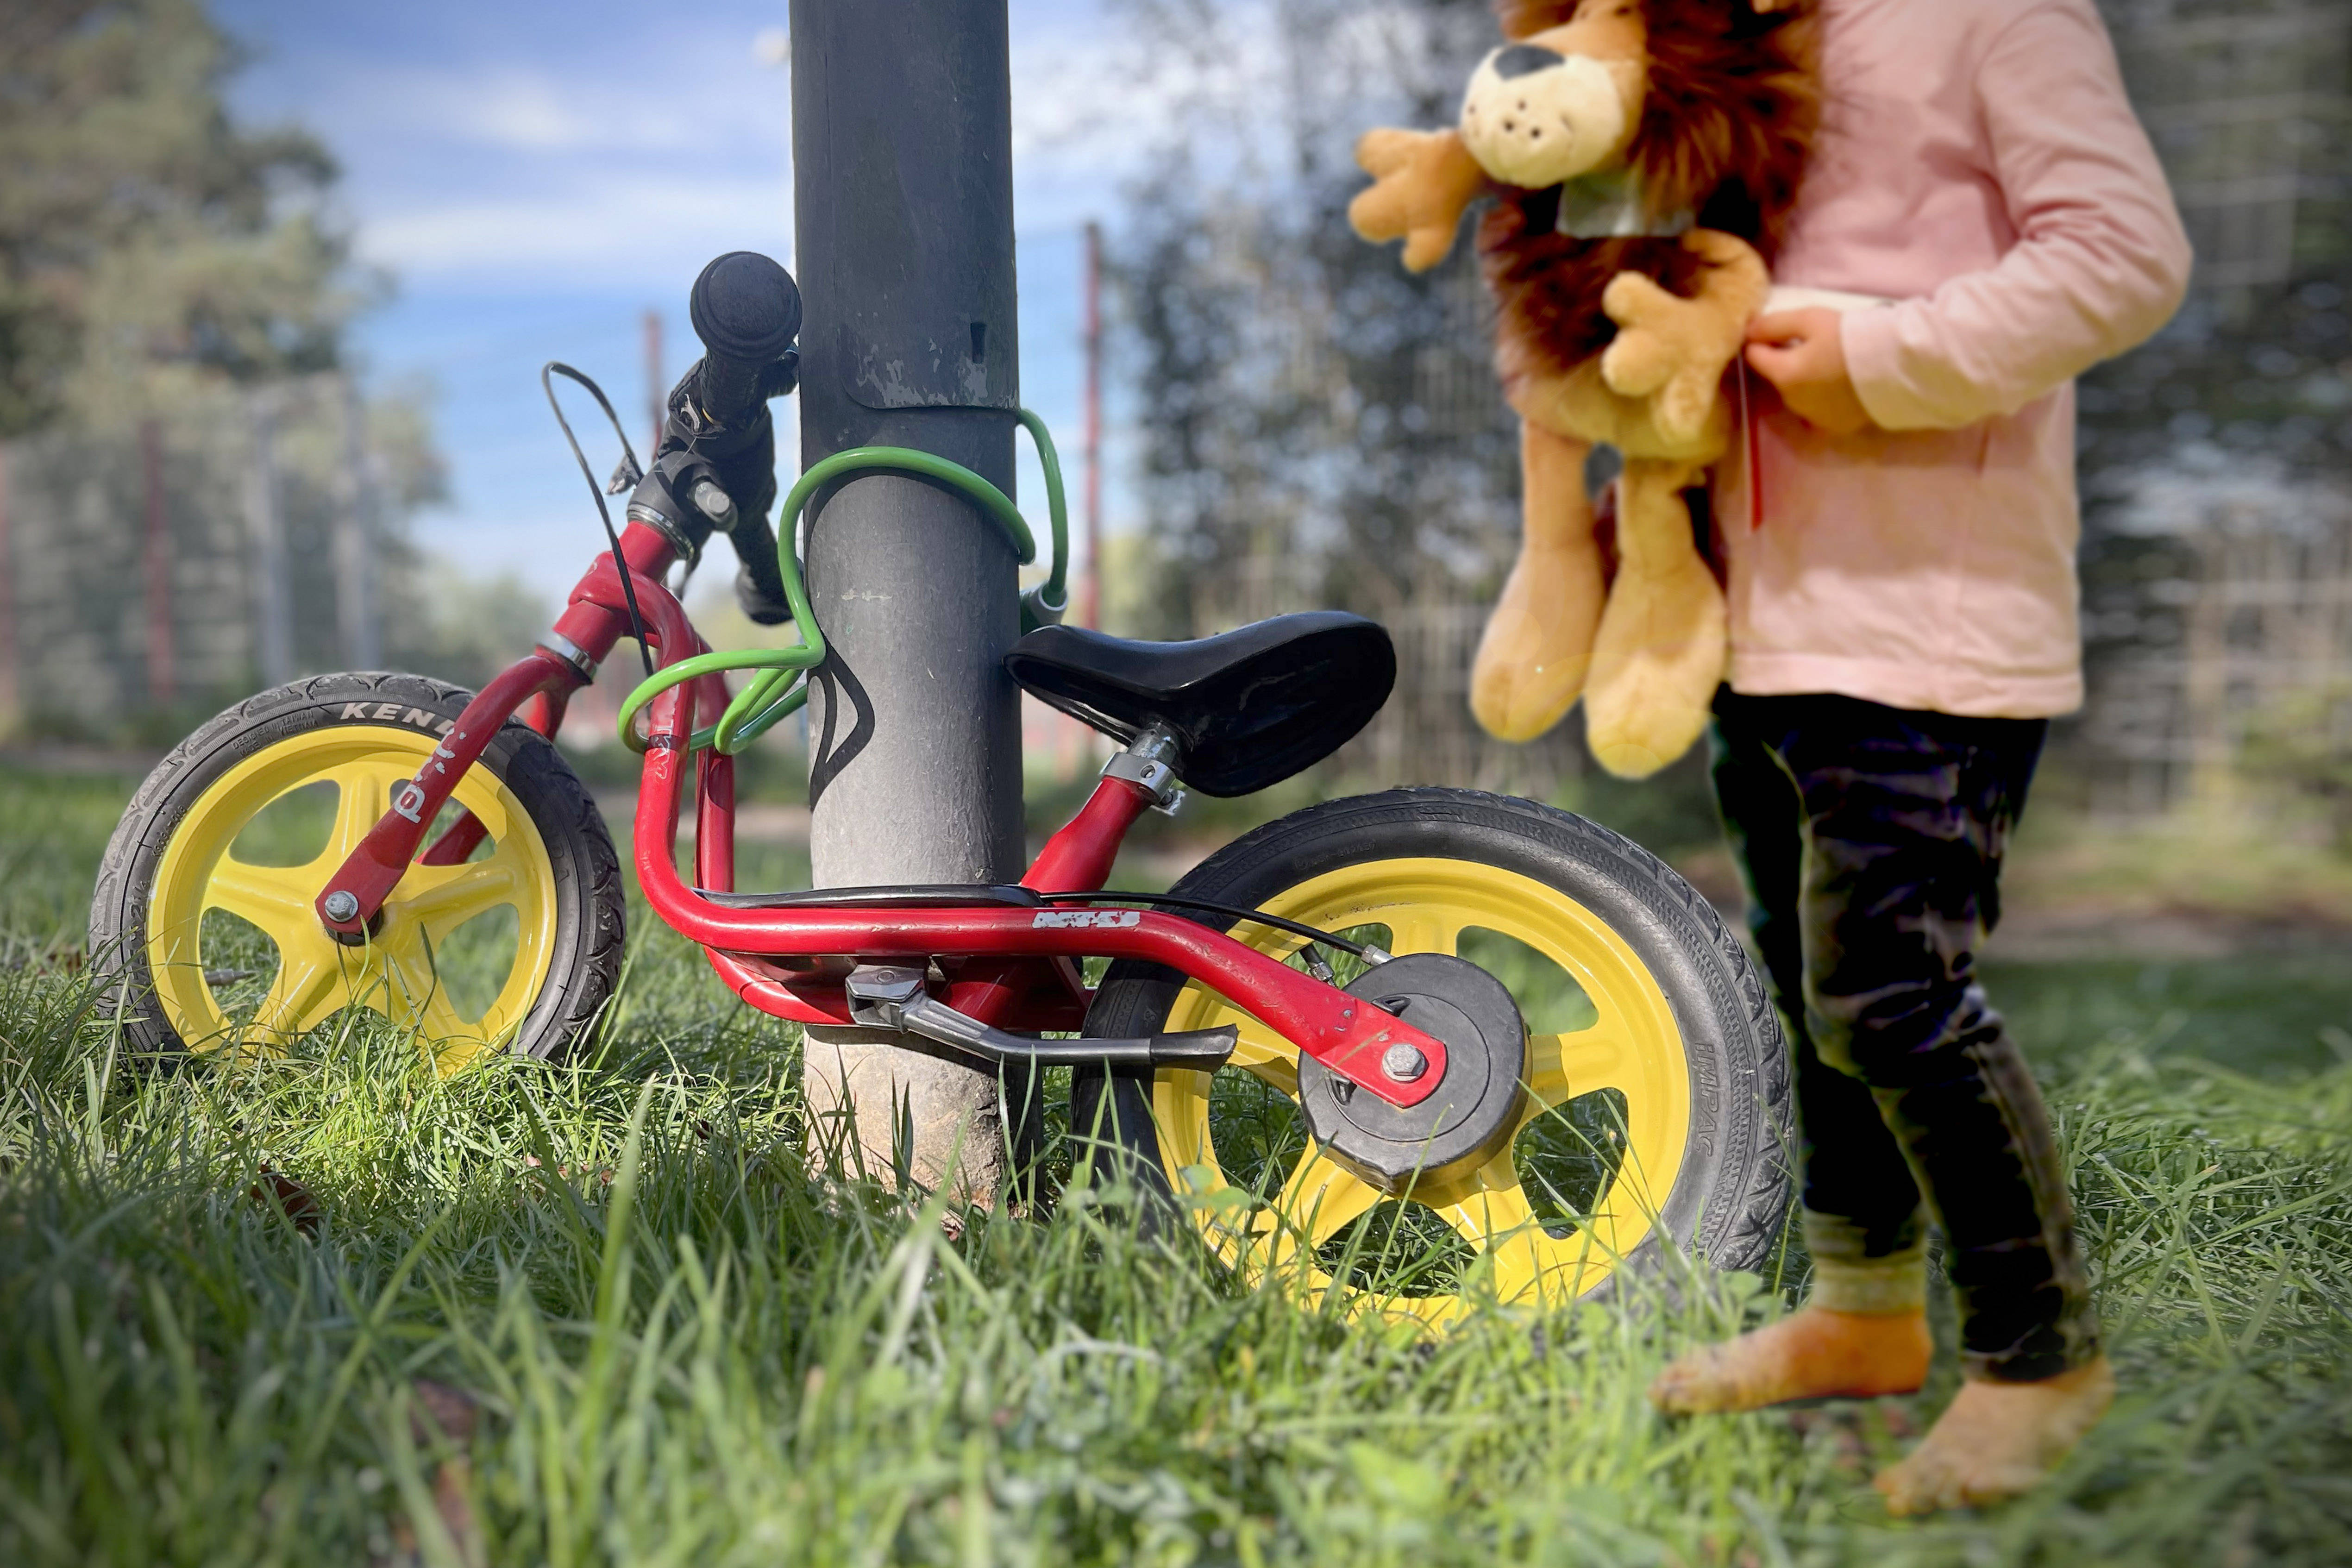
325 762 412 859
248 946 344 1037
203 856 317 939
397 855 521 939
411 985 479 1046
1223 1020 1301 1095
1528 1016 1640 1104
1433 1160 1540 1246
393 926 485 1039
1384 912 1460 958
348 924 483 1046
372 924 442 1018
1433 1155 1554 1302
1267 1155 1382 1250
1168 990 1300 1094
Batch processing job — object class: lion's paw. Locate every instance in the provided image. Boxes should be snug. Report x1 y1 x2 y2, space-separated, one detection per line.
1350 128 1482 273
1599 273 1687 399
1652 367 1721 448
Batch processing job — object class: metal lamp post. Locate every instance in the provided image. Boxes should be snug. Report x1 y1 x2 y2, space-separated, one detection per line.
789 0 1028 1199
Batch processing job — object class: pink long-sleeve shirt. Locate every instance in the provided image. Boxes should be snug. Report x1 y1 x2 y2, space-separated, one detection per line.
1716 0 2192 718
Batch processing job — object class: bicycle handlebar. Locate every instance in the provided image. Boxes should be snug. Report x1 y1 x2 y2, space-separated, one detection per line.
609 250 1072 755
689 251 802 426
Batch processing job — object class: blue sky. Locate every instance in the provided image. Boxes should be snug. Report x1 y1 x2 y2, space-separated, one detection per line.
212 0 1151 606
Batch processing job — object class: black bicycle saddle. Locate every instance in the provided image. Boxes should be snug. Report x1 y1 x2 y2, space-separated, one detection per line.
1004 611 1396 797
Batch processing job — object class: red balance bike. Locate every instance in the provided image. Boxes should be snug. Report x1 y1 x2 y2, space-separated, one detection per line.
92 252 1788 1319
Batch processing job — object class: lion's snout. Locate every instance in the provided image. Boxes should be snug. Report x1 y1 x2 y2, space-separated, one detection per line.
1458 45 1638 191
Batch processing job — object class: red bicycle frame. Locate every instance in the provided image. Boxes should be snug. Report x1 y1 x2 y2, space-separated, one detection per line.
311 519 1449 1109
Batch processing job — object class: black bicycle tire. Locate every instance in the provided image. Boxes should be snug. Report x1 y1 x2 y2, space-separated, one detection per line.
1072 786 1791 1292
88 671 626 1064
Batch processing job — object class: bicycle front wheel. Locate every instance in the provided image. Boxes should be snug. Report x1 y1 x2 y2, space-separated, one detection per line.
89 672 625 1070
1073 788 1788 1322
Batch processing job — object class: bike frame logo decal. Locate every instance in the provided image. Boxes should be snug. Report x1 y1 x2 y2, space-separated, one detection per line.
1030 908 1142 929
390 780 431 824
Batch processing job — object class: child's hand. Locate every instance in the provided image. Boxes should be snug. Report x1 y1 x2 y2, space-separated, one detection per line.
1745 309 1875 435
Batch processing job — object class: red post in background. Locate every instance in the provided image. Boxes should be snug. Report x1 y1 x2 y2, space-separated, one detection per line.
644 308 665 455
141 418 176 707
1081 219 1103 630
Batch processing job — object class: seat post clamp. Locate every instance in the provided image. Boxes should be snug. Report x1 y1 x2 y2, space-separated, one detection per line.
1101 724 1186 815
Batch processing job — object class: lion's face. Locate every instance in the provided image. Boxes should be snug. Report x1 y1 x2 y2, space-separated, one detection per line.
1458 0 1646 189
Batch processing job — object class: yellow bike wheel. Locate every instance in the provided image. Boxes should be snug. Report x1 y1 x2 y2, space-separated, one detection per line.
1075 789 1788 1323
91 673 625 1069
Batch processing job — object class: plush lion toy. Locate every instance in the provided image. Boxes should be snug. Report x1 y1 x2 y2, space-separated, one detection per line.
1351 0 1816 776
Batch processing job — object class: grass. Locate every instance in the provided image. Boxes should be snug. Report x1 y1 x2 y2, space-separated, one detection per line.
3 762 2350 1565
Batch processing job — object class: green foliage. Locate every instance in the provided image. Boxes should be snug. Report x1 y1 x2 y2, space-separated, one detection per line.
0 0 353 435
0 767 137 961
2241 680 2352 852
3 764 2351 1564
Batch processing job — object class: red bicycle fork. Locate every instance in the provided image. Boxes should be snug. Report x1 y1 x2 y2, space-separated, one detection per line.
311 521 1449 1110
313 521 704 938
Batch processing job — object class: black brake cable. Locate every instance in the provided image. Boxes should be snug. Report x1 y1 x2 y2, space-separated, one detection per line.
542 362 654 679
1036 890 1373 961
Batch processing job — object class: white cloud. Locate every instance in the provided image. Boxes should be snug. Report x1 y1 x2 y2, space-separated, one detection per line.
447 73 662 152
311 47 781 156
358 171 792 285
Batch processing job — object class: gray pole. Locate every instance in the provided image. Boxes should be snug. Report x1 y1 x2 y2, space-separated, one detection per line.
790 0 1025 1202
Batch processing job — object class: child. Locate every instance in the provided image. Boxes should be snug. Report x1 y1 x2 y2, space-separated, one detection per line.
1645 0 2191 1515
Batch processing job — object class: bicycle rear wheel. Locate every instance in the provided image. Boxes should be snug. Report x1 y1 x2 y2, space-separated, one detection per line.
1073 788 1788 1321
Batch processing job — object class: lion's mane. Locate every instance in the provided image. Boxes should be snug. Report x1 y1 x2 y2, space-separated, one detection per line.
1478 0 1818 374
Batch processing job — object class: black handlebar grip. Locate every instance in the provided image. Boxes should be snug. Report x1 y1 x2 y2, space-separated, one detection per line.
688 251 802 426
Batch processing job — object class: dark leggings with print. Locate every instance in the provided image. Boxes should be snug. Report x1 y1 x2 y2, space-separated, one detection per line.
1709 690 2098 1383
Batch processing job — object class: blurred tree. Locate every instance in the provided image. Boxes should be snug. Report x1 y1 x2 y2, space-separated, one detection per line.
2242 679 2352 850
0 0 352 434
1104 0 1618 801
2076 273 2351 686
1114 0 1517 633
384 565 552 692
2065 0 2352 813
2081 0 2351 491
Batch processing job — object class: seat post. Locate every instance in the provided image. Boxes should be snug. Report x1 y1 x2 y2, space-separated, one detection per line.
1098 724 1188 815
1023 726 1188 893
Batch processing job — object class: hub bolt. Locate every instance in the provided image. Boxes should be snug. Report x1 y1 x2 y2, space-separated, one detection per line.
322 891 360 923
1380 1043 1429 1083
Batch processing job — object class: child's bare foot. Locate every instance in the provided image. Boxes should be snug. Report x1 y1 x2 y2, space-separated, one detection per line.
1874 1355 2114 1514
1648 1307 1932 1414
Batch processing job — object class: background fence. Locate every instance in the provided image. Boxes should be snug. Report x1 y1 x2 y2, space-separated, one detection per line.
0 375 401 736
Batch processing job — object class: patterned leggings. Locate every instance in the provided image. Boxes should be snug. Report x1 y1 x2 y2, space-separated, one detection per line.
1709 690 2099 1383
